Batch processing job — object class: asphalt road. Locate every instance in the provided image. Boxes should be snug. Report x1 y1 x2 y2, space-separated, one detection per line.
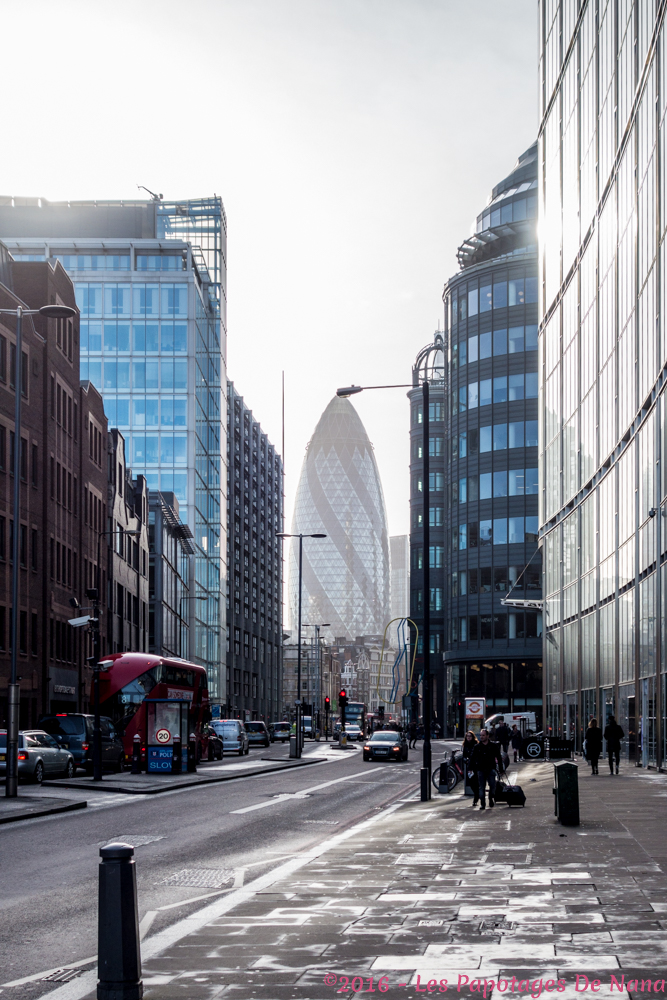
0 740 451 997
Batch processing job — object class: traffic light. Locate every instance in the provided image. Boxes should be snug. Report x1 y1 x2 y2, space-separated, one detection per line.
339 689 347 708
378 705 385 721
324 696 330 710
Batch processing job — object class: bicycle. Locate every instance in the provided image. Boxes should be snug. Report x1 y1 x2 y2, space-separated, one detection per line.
431 750 464 792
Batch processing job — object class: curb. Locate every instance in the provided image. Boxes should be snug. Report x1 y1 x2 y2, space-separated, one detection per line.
0 798 87 825
41 756 327 796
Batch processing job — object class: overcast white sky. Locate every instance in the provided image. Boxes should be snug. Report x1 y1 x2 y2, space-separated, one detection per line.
1 0 537 537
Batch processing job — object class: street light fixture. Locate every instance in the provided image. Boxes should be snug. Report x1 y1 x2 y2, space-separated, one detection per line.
337 379 433 801
0 303 77 799
276 532 327 755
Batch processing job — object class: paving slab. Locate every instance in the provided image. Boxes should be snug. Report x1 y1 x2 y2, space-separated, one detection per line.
0 794 86 824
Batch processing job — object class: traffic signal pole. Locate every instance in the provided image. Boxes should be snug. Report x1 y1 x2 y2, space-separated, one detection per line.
422 378 432 800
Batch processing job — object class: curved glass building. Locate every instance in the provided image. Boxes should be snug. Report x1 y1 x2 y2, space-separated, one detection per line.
439 143 543 735
289 396 390 642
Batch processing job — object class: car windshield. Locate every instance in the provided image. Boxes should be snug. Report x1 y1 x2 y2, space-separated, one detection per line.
215 723 239 733
0 734 24 749
246 723 265 732
273 723 289 730
41 716 86 737
370 733 399 742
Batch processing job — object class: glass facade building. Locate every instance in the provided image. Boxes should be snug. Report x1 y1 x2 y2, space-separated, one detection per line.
438 145 543 736
0 197 226 701
289 396 390 642
538 1 667 765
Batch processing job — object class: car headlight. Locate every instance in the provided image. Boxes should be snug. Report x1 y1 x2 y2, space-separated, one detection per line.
363 746 370 751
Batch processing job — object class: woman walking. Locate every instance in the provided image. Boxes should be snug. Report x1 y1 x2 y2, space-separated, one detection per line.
462 730 479 806
585 718 603 774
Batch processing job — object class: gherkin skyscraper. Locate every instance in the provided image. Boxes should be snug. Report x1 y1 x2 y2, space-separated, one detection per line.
290 396 390 641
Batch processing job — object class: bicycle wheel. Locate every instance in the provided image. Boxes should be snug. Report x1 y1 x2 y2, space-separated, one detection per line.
446 765 459 791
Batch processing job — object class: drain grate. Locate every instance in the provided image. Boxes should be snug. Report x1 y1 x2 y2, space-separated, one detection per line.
42 969 82 983
160 867 234 888
480 918 515 931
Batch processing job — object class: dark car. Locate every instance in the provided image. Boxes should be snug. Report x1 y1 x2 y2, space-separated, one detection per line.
245 721 270 748
363 730 409 762
201 725 224 761
40 713 125 773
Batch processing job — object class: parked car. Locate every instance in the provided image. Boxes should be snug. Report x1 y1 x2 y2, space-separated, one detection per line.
0 729 76 783
40 713 125 773
210 719 249 756
270 722 291 743
245 721 270 748
362 730 409 762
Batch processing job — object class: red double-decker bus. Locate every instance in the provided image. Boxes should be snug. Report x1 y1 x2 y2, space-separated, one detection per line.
94 652 213 767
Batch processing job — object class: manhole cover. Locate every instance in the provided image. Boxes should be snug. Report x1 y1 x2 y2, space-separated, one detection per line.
42 970 82 983
160 868 234 888
480 918 515 931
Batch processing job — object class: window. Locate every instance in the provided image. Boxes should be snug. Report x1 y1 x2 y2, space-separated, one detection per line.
509 421 524 448
493 471 508 497
468 382 478 408
480 426 492 453
19 525 27 567
493 376 508 403
480 379 492 406
0 336 5 381
0 426 5 471
31 444 37 486
493 518 508 545
31 613 37 656
493 424 508 450
480 473 492 499
509 517 525 544
525 420 539 446
493 328 507 355
480 520 493 545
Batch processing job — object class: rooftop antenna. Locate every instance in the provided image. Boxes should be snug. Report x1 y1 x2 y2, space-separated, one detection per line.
137 185 163 202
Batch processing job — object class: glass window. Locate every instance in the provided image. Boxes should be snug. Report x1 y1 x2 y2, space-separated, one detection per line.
161 360 174 391
480 426 492 452
103 361 116 389
459 386 467 412
145 435 159 464
480 473 492 499
493 470 508 497
508 517 524 544
509 373 524 400
161 399 174 427
493 328 507 355
146 399 159 426
493 518 508 544
468 287 478 316
525 420 538 446
493 280 507 308
525 373 538 398
459 524 467 549
116 398 130 426
174 360 187 389
468 475 478 501
468 382 478 408
458 431 467 457
525 468 539 494
468 429 478 455
493 376 507 403
459 477 467 503
468 335 478 363
459 340 467 366
133 361 145 389
161 284 188 317
501 202 512 224
87 323 102 352
132 399 146 428
525 516 539 541
480 379 492 406
76 284 102 317
513 198 527 221
161 435 174 464
480 332 492 359
508 278 525 305
509 326 524 353
480 283 492 312
146 361 159 390
509 421 524 447
480 519 493 545
493 423 507 450
104 284 130 317
468 522 478 547
87 361 101 387
525 276 538 302
525 324 538 350
509 469 525 495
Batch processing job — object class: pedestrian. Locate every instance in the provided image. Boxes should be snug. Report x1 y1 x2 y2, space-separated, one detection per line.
510 724 522 763
461 730 479 806
496 719 511 754
408 720 418 750
470 728 505 810
585 718 603 775
603 716 624 775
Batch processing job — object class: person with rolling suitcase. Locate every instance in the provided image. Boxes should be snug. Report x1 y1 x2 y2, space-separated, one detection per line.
470 728 505 810
510 724 523 762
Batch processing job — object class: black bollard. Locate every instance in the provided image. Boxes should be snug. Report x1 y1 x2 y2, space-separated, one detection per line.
172 734 182 774
131 734 141 775
187 732 197 773
98 842 143 1000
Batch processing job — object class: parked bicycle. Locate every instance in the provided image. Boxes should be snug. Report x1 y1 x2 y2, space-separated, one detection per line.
431 749 465 792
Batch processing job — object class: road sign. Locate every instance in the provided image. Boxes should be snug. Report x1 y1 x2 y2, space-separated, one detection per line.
155 728 171 744
68 615 91 627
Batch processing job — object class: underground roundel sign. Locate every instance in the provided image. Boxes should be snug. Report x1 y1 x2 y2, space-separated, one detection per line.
155 728 171 744
525 741 543 758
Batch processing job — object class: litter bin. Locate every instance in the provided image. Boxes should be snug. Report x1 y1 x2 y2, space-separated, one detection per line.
553 759 579 826
289 735 299 758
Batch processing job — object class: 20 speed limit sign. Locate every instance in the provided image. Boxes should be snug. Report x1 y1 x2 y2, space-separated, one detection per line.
155 728 171 744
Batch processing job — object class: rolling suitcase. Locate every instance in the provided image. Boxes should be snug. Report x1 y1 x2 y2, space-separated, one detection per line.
495 779 526 807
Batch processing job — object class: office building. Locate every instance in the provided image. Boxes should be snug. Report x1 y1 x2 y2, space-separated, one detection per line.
0 249 110 722
538 1 667 765
0 196 226 702
289 396 390 642
390 534 410 621
148 491 193 660
226 381 283 722
441 144 543 735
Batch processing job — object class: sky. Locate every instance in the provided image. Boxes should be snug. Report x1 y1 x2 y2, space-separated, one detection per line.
0 0 538 537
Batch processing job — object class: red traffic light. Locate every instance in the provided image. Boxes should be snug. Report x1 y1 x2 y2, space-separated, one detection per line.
324 696 330 706
339 689 346 699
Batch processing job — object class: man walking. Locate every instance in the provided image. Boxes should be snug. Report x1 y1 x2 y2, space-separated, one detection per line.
497 719 510 755
603 715 624 775
470 728 505 810
408 720 418 750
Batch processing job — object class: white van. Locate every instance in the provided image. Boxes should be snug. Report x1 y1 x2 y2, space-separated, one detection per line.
484 712 537 735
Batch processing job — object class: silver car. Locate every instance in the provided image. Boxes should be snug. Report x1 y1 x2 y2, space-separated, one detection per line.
0 729 76 783
210 719 249 756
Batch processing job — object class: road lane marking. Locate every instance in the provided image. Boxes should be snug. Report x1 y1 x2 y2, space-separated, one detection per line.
229 768 383 813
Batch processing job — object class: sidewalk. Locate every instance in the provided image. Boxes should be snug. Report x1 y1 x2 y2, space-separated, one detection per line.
46 761 667 1000
0 793 86 824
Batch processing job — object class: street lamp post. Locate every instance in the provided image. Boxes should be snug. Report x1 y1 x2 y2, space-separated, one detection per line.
0 303 77 799
337 380 432 800
276 532 326 756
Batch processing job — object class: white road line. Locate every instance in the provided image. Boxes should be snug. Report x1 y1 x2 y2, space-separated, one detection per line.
229 768 382 813
32 795 409 1000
